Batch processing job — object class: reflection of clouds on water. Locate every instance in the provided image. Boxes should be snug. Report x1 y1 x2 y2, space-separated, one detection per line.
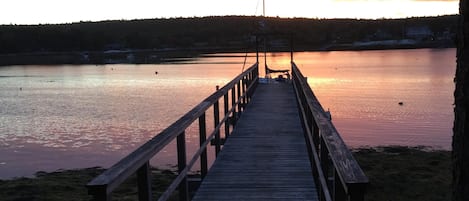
297 49 454 150
0 62 241 178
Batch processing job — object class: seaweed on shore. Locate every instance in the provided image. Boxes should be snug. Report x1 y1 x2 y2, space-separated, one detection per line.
0 167 177 201
353 146 451 201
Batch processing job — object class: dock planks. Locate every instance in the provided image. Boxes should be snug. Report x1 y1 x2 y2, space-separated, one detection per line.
192 82 318 201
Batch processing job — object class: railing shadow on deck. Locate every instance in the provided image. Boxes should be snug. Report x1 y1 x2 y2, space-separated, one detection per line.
86 63 259 201
291 62 369 201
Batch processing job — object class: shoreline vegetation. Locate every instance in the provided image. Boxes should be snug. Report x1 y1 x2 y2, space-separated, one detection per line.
0 146 450 201
0 167 179 201
0 15 457 66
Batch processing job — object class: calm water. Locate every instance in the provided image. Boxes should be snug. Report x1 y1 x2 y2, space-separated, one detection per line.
0 49 455 178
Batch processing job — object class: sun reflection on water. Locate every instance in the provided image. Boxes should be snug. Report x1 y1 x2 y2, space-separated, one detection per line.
0 49 455 178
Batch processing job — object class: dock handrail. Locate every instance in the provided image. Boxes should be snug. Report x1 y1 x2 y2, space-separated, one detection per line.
86 63 259 201
291 62 368 201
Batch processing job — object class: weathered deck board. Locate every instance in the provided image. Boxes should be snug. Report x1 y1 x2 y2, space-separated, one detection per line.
192 82 318 201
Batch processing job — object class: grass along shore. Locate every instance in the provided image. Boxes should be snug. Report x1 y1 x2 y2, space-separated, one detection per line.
354 146 451 201
0 146 450 201
0 167 178 201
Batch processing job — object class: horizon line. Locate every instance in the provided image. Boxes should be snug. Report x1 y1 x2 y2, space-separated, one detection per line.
0 14 459 26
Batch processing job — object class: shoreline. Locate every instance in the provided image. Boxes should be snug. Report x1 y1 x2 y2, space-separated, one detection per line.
0 146 451 201
0 44 455 66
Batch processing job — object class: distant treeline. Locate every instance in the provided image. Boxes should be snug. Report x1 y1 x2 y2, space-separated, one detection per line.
0 15 458 54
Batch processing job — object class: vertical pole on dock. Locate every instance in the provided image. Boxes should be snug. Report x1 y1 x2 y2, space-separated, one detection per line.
177 132 189 201
246 73 251 102
88 186 109 201
237 82 241 113
264 39 267 77
224 94 230 138
214 86 221 156
262 0 265 16
246 77 249 101
231 86 237 125
312 118 320 151
199 113 208 179
241 77 246 109
256 36 259 64
290 34 294 63
348 183 367 201
137 162 152 201
334 169 347 201
320 139 331 191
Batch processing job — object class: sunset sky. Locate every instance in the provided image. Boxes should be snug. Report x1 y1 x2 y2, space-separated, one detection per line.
0 0 459 25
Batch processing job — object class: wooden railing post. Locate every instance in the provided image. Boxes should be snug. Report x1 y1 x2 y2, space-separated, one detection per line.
245 74 251 100
244 74 251 101
231 86 237 124
224 94 230 138
137 162 152 201
312 114 320 151
334 169 346 201
348 183 367 201
320 138 331 190
247 73 252 102
88 186 109 201
177 132 189 201
237 81 242 113
242 76 247 108
213 88 221 156
198 113 208 179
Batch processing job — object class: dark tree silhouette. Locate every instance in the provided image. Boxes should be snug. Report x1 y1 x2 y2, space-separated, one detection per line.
453 0 469 200
0 15 458 54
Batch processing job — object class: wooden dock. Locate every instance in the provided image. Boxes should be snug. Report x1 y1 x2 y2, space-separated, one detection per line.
86 63 368 201
192 82 318 201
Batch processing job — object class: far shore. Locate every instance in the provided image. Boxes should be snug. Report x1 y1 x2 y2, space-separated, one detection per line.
0 43 455 66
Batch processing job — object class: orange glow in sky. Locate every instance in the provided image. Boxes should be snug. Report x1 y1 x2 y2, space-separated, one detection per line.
0 0 459 25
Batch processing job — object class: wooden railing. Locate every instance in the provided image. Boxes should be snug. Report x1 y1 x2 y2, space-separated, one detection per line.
86 63 259 201
291 62 369 201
